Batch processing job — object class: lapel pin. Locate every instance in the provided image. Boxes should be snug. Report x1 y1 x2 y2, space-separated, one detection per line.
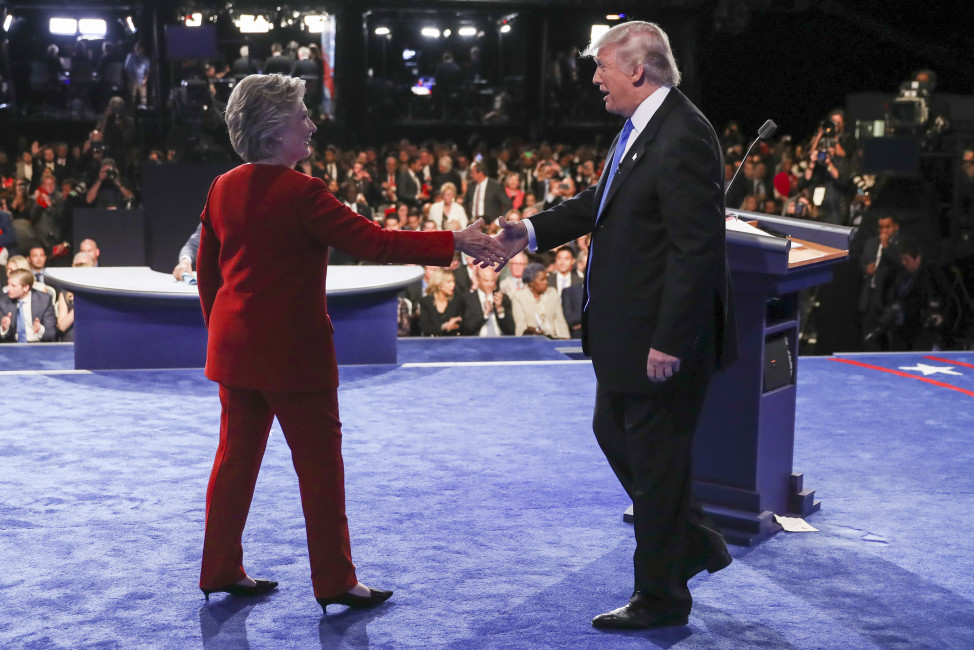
632 153 638 161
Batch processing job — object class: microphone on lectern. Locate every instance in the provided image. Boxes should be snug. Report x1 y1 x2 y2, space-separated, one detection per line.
724 119 778 198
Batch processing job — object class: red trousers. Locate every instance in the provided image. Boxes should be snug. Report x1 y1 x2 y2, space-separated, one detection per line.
199 384 358 598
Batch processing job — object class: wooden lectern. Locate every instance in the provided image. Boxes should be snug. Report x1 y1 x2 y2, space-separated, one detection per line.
623 211 852 546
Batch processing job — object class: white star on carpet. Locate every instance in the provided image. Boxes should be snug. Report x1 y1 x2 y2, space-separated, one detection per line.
898 363 963 376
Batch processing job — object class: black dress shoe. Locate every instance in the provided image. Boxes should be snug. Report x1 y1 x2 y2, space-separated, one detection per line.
201 579 278 600
685 547 732 581
685 522 732 581
592 595 689 630
317 587 393 612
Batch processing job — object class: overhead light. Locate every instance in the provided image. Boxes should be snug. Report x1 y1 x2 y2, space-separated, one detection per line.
606 14 621 21
79 18 107 37
50 17 78 35
185 13 202 27
442 28 451 38
238 15 269 34
3 15 13 32
420 27 440 38
458 26 476 37
374 26 390 36
125 16 137 32
304 15 327 33
499 24 511 34
590 24 610 43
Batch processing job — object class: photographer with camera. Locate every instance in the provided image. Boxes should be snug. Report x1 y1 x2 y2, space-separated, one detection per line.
794 119 854 225
880 237 947 351
85 158 134 210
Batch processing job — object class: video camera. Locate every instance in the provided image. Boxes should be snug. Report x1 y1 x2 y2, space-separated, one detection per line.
888 80 930 130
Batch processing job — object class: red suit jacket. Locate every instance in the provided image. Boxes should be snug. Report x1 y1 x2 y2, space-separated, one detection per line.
198 165 454 391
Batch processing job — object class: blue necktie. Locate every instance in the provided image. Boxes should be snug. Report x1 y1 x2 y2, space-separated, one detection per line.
596 119 635 220
586 119 635 310
16 300 27 343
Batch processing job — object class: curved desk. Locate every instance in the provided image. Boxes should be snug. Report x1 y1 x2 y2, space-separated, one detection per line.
44 266 424 370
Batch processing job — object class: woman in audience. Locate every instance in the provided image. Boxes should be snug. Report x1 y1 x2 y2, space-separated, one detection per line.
503 172 524 210
195 73 505 613
55 252 95 341
510 262 570 339
427 182 468 228
418 267 463 336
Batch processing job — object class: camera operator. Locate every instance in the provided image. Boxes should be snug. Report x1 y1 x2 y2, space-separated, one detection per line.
882 237 946 351
794 119 854 225
85 158 134 210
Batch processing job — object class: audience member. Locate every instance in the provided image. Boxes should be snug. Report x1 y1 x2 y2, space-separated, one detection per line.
464 160 511 224
79 239 100 266
510 262 569 339
499 251 529 295
0 268 56 342
461 266 514 336
548 246 581 296
418 268 463 336
55 251 96 341
428 182 468 228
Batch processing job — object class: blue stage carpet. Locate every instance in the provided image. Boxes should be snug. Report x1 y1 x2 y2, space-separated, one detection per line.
0 343 972 648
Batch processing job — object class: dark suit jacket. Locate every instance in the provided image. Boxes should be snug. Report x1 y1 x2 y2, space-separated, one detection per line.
263 55 293 75
460 290 515 336
453 265 476 295
859 234 900 312
0 289 56 342
463 178 512 224
547 271 582 293
396 170 421 207
561 282 584 339
527 88 737 392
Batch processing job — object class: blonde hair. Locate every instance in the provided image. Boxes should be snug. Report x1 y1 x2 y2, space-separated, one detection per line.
426 268 455 296
224 74 306 162
439 182 458 196
6 255 30 272
582 20 681 87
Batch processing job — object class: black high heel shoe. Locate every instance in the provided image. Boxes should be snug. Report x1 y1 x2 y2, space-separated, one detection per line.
317 587 393 611
201 579 279 600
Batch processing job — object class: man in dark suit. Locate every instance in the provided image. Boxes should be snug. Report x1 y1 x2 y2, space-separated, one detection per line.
460 266 515 336
496 20 736 630
547 246 583 296
859 214 900 350
263 43 292 75
464 160 511 225
0 268 56 342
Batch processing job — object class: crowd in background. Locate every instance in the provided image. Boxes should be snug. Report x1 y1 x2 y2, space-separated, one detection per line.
3 68 974 349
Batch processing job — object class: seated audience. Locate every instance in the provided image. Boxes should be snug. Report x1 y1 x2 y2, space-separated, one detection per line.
461 266 515 336
56 252 96 341
510 262 570 339
418 268 463 336
427 182 468 228
0 268 57 342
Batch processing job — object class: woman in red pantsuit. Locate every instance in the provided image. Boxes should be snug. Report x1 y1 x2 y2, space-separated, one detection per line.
197 74 506 611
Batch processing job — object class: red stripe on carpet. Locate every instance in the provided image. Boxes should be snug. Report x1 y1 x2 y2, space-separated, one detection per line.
924 356 974 370
830 358 974 398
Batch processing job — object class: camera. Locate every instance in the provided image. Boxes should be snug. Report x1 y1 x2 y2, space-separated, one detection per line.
794 202 805 215
104 167 118 182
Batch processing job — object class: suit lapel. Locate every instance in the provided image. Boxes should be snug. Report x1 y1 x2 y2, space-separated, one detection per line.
597 89 684 218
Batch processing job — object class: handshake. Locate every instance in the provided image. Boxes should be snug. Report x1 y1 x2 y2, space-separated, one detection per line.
451 217 529 271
